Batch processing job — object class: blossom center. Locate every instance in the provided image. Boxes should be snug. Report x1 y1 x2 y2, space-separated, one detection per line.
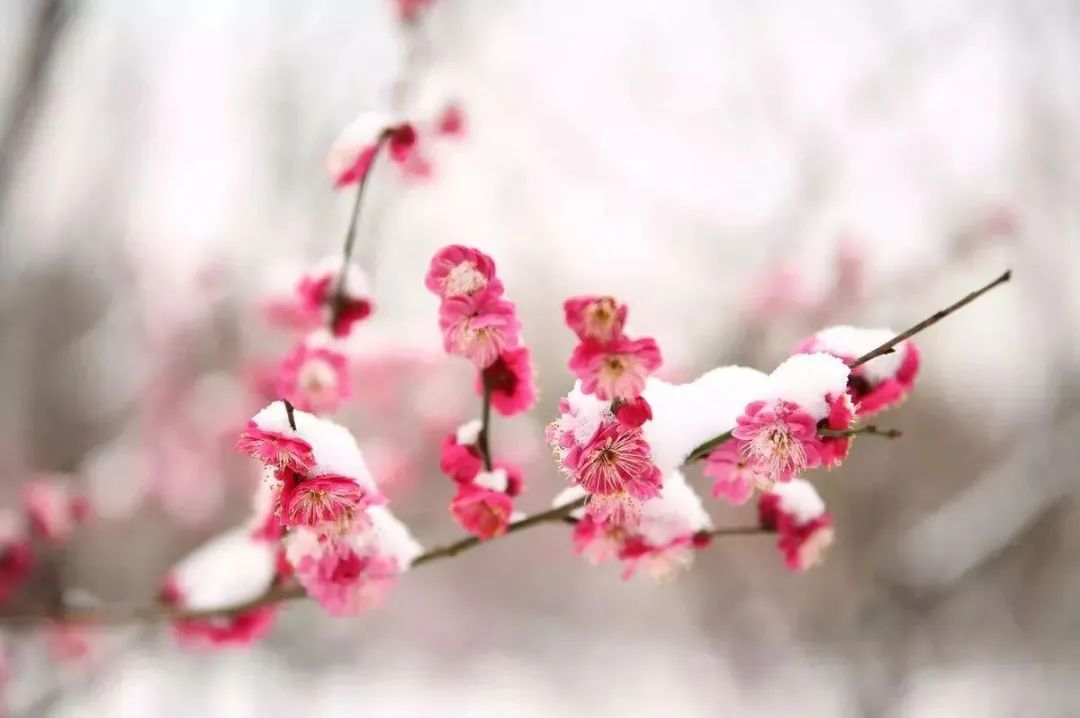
444 261 486 297
299 358 337 394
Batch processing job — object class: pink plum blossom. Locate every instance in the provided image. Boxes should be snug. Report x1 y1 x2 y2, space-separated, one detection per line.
285 531 399 617
564 423 662 522
563 295 627 344
758 480 834 572
819 393 856 468
326 114 418 189
436 103 466 137
732 400 822 485
276 470 381 534
0 513 32 606
264 266 373 338
274 341 352 415
235 422 316 473
159 577 277 648
614 396 652 428
703 443 766 505
425 245 503 300
478 346 537 416
450 484 513 539
438 289 521 369
569 336 662 402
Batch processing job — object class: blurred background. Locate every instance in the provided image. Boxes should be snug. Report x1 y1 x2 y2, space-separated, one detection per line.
1 0 1079 715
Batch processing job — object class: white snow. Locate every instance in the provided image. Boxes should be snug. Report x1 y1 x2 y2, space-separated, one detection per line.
769 479 827 525
455 419 483 446
760 352 850 420
170 528 277 610
810 325 906 384
474 469 509 493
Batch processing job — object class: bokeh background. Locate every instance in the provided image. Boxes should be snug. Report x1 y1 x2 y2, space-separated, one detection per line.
1 0 1079 715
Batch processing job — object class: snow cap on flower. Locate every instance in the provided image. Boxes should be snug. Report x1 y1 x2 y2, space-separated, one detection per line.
479 345 537 416
425 245 503 300
758 479 834 572
161 526 279 647
274 334 352 415
22 479 89 544
440 433 483 484
326 111 417 188
450 484 513 539
795 325 919 416
455 419 483 446
759 352 851 421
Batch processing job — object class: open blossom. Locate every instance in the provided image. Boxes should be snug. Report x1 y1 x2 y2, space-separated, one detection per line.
732 400 822 485
758 479 834 572
564 423 662 523
236 410 316 474
563 295 627 344
704 442 767 505
276 470 381 533
558 471 710 580
819 393 856 468
479 346 537 416
161 527 280 647
438 289 521 368
326 112 418 188
569 337 662 402
450 484 513 539
425 245 503 300
285 507 421 617
795 326 919 417
274 339 352 415
22 479 89 544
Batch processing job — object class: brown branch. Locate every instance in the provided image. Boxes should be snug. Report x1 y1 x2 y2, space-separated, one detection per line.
282 398 297 431
476 375 494 471
703 525 772 539
850 269 1011 368
329 132 391 331
685 430 734 464
819 425 902 439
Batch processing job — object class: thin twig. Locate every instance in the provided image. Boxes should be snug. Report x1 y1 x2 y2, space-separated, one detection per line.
850 270 1011 368
704 525 772 539
685 430 734 464
820 425 902 439
282 398 297 431
329 132 391 331
477 375 494 471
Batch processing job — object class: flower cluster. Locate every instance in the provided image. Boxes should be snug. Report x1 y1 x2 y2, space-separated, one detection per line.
555 469 711 580
426 246 535 537
440 420 524 539
232 401 420 618
757 479 834 571
565 296 661 402
795 325 920 417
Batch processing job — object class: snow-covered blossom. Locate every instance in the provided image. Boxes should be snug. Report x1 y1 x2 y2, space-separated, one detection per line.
263 260 373 338
22 479 89 544
478 346 537 416
557 471 712 579
732 400 822 486
795 326 919 416
569 337 662 402
758 480 834 572
274 336 352 415
615 396 652 428
0 511 32 605
563 296 627 344
276 470 381 534
424 245 502 300
161 527 280 647
326 112 417 188
285 506 421 617
703 443 766 505
236 404 317 474
438 288 521 368
440 421 484 484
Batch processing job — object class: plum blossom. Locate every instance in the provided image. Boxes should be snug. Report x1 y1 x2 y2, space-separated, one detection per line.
615 396 652 428
703 443 767 505
263 260 373 338
450 484 513 539
478 346 537 416
569 337 662 402
425 245 502 300
22 479 89 544
563 295 627 344
436 103 466 137
732 400 822 486
161 527 280 647
438 289 521 369
819 393 857 468
440 430 484 484
326 112 418 188
563 423 662 523
274 337 352 415
758 479 835 572
285 506 421 616
556 471 711 580
795 326 919 416
276 470 381 534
